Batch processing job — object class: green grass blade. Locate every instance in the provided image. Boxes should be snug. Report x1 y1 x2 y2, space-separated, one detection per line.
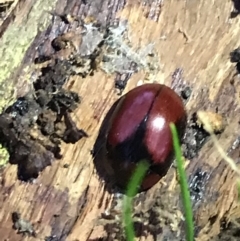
170 123 194 241
123 161 149 241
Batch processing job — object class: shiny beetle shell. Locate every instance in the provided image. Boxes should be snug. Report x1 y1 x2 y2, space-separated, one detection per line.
106 83 187 191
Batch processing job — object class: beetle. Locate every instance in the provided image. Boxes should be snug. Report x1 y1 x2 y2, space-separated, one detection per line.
105 83 187 191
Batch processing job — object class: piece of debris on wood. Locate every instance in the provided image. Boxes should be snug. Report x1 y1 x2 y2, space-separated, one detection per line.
12 212 36 237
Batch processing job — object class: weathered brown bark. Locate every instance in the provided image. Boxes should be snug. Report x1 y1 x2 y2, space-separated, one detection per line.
0 0 240 241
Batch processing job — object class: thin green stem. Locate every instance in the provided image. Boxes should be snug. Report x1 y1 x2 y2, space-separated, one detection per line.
170 123 194 241
123 161 149 241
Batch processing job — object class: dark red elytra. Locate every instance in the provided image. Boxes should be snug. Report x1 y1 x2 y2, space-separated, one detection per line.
106 83 187 191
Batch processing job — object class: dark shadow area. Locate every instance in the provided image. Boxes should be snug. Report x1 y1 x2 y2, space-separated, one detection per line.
92 98 122 194
183 113 210 160
230 0 240 18
217 217 240 240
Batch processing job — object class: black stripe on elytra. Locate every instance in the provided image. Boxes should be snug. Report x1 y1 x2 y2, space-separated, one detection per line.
106 85 163 165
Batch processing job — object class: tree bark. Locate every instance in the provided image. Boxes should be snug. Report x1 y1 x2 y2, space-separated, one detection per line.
0 0 240 241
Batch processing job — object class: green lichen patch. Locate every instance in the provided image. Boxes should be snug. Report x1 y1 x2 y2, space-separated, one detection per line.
0 144 9 167
0 0 58 113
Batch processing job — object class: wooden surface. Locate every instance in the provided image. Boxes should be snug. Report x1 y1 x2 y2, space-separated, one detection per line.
0 0 240 240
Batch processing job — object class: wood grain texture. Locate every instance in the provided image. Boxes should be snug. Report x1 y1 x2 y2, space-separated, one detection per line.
0 0 240 240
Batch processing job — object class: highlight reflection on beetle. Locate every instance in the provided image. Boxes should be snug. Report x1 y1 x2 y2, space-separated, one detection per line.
101 83 187 191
